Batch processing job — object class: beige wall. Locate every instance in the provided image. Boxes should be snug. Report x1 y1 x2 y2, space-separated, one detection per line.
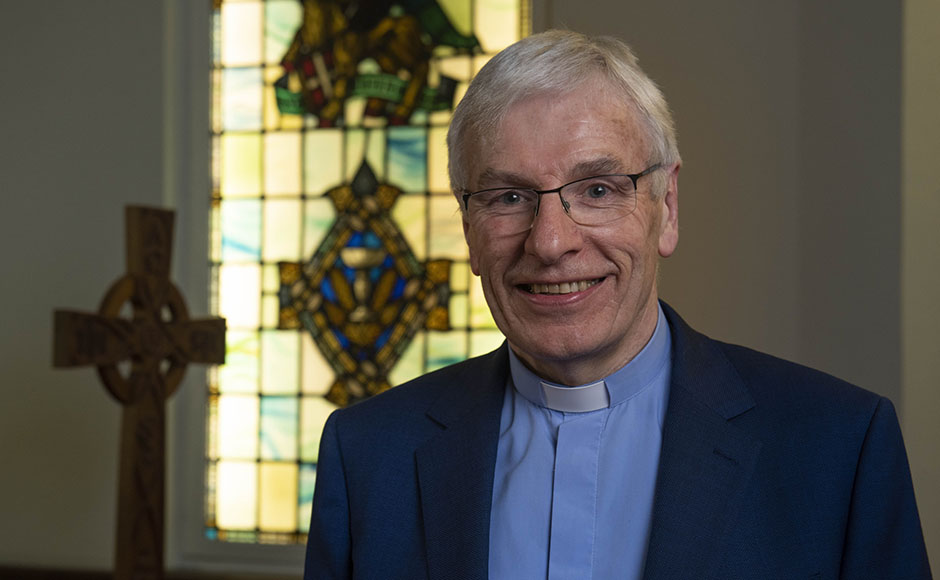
0 0 935 572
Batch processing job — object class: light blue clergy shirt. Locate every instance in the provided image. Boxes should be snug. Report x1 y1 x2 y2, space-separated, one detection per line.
489 304 672 579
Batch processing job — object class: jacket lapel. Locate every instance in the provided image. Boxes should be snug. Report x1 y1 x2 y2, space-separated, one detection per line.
415 346 508 580
644 304 762 579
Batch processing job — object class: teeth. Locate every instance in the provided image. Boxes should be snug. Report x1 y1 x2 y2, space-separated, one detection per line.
527 279 600 295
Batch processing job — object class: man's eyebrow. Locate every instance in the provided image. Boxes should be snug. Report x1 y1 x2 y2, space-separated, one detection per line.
473 157 629 190
474 168 538 190
568 157 626 178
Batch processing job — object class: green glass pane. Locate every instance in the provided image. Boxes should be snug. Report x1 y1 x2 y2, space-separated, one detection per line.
388 332 426 386
304 130 343 194
263 199 302 261
222 68 264 131
303 197 336 257
470 329 506 357
220 199 261 261
260 397 298 460
298 464 317 533
300 397 339 462
264 0 303 65
216 460 258 530
261 330 300 394
217 395 259 459
428 195 465 260
218 264 261 329
221 1 262 66
301 333 333 395
388 127 427 193
392 195 427 260
218 331 259 394
220 134 261 197
427 330 468 372
259 462 298 531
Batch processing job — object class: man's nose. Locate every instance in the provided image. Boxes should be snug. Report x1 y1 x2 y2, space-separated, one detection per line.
523 192 584 263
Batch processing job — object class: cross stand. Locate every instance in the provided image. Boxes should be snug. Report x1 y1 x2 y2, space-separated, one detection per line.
53 207 225 580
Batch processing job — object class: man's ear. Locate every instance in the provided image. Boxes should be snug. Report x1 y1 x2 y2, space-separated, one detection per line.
658 162 680 258
463 213 482 275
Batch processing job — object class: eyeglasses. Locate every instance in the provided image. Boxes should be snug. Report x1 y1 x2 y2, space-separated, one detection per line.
461 164 661 234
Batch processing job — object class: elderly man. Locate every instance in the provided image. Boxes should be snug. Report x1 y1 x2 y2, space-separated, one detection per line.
304 31 930 579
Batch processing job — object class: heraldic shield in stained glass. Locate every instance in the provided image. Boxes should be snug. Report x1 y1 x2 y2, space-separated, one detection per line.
278 162 450 407
275 0 479 126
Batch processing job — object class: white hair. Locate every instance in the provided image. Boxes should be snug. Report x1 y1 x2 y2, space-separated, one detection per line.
447 30 680 197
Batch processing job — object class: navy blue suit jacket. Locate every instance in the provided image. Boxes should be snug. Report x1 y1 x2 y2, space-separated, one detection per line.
305 303 931 579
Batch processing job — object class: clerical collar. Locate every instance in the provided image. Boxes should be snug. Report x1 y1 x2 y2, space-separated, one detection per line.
508 303 672 413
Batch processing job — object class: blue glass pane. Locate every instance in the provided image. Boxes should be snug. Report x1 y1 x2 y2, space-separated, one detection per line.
221 200 261 261
260 396 298 461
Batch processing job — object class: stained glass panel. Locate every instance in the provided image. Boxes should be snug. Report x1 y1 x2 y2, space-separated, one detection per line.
209 0 529 544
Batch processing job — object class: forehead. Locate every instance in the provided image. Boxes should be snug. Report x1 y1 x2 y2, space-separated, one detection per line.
471 84 648 188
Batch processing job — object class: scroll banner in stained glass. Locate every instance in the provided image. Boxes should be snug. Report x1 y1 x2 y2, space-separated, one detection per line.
275 73 458 116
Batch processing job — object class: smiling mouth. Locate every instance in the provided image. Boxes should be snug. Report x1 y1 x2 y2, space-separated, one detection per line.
523 278 603 295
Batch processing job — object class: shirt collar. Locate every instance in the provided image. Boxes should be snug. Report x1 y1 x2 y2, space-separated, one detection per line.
508 303 672 412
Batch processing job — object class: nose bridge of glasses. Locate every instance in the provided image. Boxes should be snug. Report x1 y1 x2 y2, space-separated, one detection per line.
533 187 571 216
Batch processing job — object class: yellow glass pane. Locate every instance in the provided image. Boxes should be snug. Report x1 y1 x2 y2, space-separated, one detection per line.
451 262 469 292
301 333 332 395
392 196 427 260
217 395 259 458
470 329 506 357
218 331 259 394
388 332 425 386
438 0 473 36
304 130 343 194
210 202 221 261
264 132 302 195
216 460 258 529
261 294 280 329
264 66 303 130
303 197 336 257
449 293 468 328
428 196 465 260
219 264 260 329
366 129 386 180
469 274 496 328
261 330 300 395
262 199 302 261
211 70 222 133
259 463 298 531
221 134 261 197
221 1 262 66
427 330 468 372
474 0 519 52
344 130 365 181
437 56 474 82
427 126 449 193
262 263 280 293
300 397 340 462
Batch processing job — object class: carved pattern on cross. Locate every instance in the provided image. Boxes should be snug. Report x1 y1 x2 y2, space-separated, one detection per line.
53 206 225 580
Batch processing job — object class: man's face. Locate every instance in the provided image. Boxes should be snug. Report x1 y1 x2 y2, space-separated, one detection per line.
462 85 679 385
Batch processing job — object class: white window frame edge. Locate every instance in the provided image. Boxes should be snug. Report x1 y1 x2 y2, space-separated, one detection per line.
164 0 548 574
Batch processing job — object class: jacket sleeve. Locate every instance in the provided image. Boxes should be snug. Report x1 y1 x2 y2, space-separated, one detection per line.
839 397 932 579
304 411 352 579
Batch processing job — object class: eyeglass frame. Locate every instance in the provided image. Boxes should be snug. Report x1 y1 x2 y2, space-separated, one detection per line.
460 163 663 224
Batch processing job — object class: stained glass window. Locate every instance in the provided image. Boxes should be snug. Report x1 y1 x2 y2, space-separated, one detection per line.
208 0 529 543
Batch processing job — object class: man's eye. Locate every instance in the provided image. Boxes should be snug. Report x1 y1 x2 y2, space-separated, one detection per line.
496 190 525 205
585 184 610 198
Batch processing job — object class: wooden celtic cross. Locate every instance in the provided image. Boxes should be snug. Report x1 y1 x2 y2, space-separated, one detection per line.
53 206 225 579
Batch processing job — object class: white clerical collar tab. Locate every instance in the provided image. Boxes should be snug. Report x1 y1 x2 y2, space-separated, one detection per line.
540 380 610 413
